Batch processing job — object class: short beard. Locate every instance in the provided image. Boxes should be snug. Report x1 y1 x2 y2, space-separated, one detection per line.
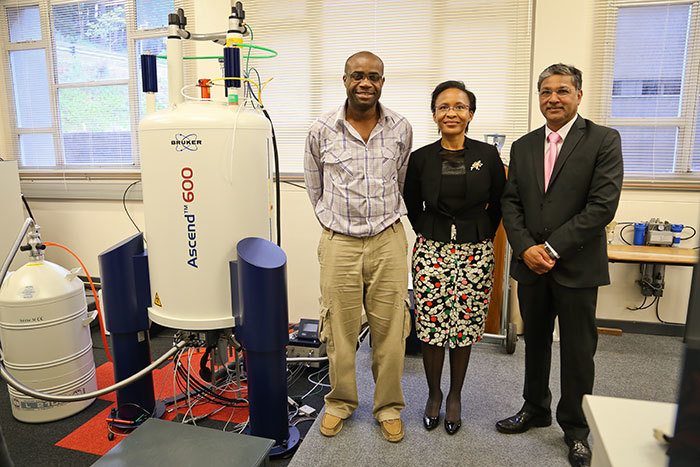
348 95 377 112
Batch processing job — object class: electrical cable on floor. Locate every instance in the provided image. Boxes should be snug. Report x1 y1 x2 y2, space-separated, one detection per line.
292 416 317 427
154 359 174 402
106 401 152 436
287 364 306 387
174 362 248 406
172 347 248 408
107 424 130 439
298 366 331 401
358 322 371 344
288 405 299 422
168 394 208 414
183 403 228 425
175 349 249 424
184 348 196 425
307 367 331 388
235 419 249 434
118 402 152 418
222 406 238 431
171 348 183 421
222 409 248 433
163 349 248 432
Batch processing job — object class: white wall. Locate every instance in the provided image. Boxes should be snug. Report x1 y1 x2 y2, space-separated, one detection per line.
530 0 596 130
4 0 698 326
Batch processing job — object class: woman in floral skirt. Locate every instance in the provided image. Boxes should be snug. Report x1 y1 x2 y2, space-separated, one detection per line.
403 80 506 434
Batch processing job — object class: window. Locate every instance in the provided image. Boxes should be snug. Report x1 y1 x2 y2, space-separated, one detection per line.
591 0 700 181
243 0 533 173
0 0 186 172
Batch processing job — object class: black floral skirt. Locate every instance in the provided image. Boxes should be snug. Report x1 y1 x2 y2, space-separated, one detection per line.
412 234 495 348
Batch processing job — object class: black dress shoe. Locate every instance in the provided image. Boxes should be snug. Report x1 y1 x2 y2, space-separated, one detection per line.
565 438 591 467
423 414 439 430
495 409 552 434
444 419 461 435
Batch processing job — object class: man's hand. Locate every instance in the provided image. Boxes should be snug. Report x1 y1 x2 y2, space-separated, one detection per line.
521 245 556 274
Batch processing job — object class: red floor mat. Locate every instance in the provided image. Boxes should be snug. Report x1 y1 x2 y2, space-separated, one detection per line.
55 352 249 456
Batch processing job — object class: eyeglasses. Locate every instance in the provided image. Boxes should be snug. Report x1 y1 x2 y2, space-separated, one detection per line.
346 72 383 83
538 87 575 99
436 104 471 114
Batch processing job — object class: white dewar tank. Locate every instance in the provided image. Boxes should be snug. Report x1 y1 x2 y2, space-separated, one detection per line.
140 101 275 330
0 260 97 423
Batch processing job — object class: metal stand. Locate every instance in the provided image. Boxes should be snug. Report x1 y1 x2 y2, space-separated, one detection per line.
482 244 518 354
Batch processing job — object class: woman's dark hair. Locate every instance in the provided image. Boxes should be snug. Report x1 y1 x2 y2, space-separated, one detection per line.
430 80 476 114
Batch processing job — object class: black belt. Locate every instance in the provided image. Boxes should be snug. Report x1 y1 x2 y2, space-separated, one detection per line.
323 218 401 234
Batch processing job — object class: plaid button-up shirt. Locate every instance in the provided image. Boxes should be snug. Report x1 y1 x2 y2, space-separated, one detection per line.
304 102 413 237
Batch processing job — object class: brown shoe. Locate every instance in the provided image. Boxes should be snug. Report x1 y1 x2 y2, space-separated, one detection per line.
380 418 404 442
320 413 343 437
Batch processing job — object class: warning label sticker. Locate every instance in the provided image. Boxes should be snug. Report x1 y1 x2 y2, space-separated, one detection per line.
154 293 162 307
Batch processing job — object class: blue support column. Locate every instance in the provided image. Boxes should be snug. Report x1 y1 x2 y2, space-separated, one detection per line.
98 233 161 422
231 237 299 454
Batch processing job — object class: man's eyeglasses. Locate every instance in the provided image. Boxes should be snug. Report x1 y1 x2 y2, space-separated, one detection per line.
436 104 471 114
347 72 383 83
538 87 575 99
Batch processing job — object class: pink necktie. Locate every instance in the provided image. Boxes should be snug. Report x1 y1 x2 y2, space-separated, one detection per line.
545 132 561 192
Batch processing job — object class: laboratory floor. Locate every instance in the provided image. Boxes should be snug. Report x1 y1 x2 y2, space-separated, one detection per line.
0 325 330 467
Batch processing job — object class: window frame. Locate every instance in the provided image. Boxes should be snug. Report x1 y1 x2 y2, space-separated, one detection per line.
0 0 174 175
598 0 700 181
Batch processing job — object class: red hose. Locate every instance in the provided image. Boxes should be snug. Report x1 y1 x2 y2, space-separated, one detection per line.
43 242 113 362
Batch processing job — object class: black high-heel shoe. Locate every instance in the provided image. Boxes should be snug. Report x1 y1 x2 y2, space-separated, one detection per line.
444 418 461 435
423 394 442 431
423 414 440 430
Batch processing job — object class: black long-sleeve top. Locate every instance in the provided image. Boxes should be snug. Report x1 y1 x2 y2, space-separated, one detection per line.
404 137 506 243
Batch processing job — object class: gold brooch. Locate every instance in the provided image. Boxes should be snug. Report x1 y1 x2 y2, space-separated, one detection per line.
470 160 483 171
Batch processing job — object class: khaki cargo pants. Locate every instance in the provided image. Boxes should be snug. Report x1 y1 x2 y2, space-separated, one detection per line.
317 221 411 422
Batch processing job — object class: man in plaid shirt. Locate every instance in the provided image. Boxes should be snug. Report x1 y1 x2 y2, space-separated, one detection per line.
304 51 413 442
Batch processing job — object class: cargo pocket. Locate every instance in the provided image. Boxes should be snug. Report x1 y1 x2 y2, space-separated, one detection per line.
402 298 413 340
318 306 331 345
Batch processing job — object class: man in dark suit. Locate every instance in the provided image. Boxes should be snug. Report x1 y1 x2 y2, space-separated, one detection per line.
497 63 623 467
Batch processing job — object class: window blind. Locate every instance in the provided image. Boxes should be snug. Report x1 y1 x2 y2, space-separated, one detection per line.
589 0 700 182
240 0 533 173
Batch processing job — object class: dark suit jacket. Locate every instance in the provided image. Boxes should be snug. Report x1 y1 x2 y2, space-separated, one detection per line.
404 137 506 243
501 116 623 288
